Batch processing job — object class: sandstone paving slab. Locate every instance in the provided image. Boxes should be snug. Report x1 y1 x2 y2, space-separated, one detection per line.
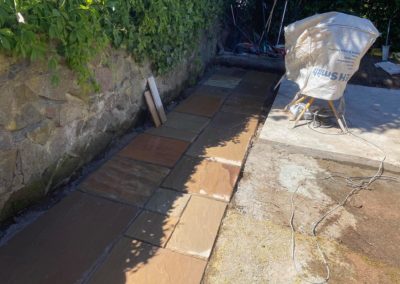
186 126 254 166
230 72 280 99
163 156 240 202
88 238 207 284
125 210 178 247
166 196 227 259
221 94 265 115
241 70 280 88
221 103 262 116
231 81 269 98
191 85 231 98
118 133 189 168
211 111 259 134
228 91 266 102
174 95 224 118
203 74 242 89
146 126 198 142
80 155 170 207
145 188 190 217
164 111 210 133
231 69 247 77
213 67 247 78
0 192 138 284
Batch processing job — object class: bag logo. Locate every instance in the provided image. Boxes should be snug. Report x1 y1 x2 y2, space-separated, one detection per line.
312 68 350 81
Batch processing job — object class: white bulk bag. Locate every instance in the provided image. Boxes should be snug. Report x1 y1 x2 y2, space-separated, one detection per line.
285 12 379 100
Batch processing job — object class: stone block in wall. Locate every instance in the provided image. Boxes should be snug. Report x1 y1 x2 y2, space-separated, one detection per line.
26 120 56 145
0 131 12 150
7 104 43 132
36 102 62 128
81 132 113 164
88 93 106 114
94 111 114 133
46 127 70 158
0 54 18 76
0 178 48 222
18 139 53 186
44 105 60 120
59 94 89 127
46 154 82 190
68 131 113 165
25 70 80 102
109 53 136 87
0 150 17 195
95 67 113 92
0 83 43 131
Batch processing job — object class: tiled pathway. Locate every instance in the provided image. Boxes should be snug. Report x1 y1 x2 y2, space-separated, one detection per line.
0 68 279 284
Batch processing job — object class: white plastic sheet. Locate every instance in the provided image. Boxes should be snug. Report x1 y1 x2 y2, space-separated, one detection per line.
285 12 379 100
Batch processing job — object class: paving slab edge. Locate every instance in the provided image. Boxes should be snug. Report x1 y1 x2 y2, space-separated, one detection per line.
259 139 400 174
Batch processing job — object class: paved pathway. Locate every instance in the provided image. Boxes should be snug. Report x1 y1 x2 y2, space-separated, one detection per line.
0 67 280 284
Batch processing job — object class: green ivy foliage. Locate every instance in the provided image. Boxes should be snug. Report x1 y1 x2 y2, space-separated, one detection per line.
100 0 221 73
0 0 222 86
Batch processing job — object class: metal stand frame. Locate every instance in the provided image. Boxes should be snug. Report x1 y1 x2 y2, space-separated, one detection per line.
285 94 346 131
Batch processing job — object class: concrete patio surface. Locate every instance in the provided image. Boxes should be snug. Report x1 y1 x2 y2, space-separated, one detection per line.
205 141 400 283
0 67 281 284
260 80 400 172
205 78 400 283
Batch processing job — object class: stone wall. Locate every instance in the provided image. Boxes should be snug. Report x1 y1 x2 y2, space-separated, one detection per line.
0 33 217 222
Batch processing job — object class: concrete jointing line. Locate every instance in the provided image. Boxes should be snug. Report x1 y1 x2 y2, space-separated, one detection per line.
288 113 400 283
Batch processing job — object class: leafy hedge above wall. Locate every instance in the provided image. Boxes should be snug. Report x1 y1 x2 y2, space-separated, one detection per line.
0 0 222 86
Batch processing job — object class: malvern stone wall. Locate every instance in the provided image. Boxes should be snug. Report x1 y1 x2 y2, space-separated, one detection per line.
0 34 217 222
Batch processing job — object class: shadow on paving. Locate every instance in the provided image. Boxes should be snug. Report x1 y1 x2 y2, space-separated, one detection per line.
0 66 282 284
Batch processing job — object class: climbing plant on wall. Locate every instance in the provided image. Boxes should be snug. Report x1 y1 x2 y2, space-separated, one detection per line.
100 0 221 73
0 0 222 86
